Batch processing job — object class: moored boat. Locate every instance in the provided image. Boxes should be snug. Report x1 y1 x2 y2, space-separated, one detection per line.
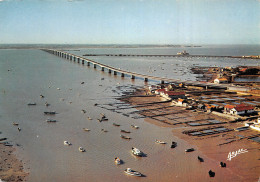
185 148 195 152
120 135 131 140
27 102 36 106
44 111 56 115
121 129 131 133
83 128 90 131
79 147 85 152
113 123 120 127
13 122 19 126
170 141 177 148
46 119 57 123
124 168 142 177
131 147 143 156
131 125 139 129
114 157 122 165
155 139 166 144
64 141 71 146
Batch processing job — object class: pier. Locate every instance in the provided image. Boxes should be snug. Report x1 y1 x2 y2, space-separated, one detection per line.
43 49 228 89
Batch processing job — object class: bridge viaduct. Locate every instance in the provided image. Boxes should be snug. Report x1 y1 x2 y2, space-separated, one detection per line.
42 49 227 90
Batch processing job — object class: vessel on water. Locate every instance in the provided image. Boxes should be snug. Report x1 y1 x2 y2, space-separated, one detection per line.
79 147 85 152
131 147 143 156
124 168 142 177
114 157 122 165
155 139 166 144
121 129 131 133
120 135 131 140
185 148 195 152
64 141 71 146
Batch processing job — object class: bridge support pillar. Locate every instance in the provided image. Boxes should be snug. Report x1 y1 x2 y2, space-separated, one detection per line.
87 62 90 66
94 64 96 68
77 58 80 63
121 73 124 77
108 69 111 74
114 71 117 75
101 67 104 71
161 80 165 84
131 75 135 79
82 60 84 64
144 78 148 82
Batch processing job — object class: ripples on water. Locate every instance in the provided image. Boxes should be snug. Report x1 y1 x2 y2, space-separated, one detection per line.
0 46 258 181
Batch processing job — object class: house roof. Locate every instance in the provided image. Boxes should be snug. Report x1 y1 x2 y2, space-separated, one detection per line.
178 99 184 102
156 89 165 92
240 68 247 72
218 78 228 81
233 104 254 112
165 91 185 96
225 105 235 109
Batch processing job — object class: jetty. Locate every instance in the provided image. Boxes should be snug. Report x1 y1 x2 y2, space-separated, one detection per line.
43 49 228 89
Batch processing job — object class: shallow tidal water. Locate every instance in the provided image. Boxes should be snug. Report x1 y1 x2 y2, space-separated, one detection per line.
0 46 259 181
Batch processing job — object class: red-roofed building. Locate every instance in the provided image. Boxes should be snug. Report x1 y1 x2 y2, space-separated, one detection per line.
230 104 255 115
155 88 165 95
224 104 235 113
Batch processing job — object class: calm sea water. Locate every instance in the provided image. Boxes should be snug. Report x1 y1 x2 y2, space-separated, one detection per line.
0 45 259 182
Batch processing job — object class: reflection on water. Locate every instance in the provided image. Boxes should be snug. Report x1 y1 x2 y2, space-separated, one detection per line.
0 47 258 182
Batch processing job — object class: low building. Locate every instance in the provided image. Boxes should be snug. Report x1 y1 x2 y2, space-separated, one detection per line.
224 104 235 113
230 104 255 115
155 88 165 95
214 77 228 84
160 91 186 100
177 98 188 106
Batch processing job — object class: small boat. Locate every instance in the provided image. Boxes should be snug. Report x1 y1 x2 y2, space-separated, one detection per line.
114 157 122 165
79 147 85 152
64 141 71 146
198 156 204 162
185 148 195 152
45 102 50 107
0 138 7 141
18 128 21 132
83 128 90 131
131 125 139 129
44 111 56 115
121 130 131 133
13 122 19 126
27 102 36 106
88 117 92 120
131 147 143 156
155 139 166 144
170 141 177 148
81 109 86 113
101 129 108 132
46 119 57 123
208 170 215 177
113 123 120 127
120 135 131 140
220 162 226 167
124 168 142 177
40 95 44 98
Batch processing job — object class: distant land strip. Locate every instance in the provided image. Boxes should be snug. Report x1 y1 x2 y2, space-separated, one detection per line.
82 54 260 59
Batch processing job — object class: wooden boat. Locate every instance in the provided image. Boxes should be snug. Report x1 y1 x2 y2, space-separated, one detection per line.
131 125 139 129
220 162 226 167
81 109 86 113
101 129 108 132
44 111 56 115
0 138 7 141
114 157 122 165
79 147 85 152
155 139 166 144
83 128 90 131
124 168 142 177
121 129 131 133
120 135 131 140
45 102 50 107
46 119 57 123
208 170 215 177
64 141 71 146
131 147 143 156
113 123 120 127
185 148 195 152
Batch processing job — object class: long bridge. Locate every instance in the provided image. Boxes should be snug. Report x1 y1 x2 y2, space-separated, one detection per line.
43 49 228 89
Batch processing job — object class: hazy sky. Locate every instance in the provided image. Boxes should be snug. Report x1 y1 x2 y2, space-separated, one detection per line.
0 0 260 44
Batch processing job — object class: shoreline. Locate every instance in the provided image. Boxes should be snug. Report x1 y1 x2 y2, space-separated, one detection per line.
0 143 28 182
121 88 260 181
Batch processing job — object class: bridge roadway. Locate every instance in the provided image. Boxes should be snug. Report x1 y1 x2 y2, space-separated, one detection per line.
43 49 227 89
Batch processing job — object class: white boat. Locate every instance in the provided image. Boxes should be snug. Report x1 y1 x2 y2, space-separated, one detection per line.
83 128 90 131
131 125 139 129
155 139 166 144
79 147 85 152
64 141 71 146
131 147 143 156
124 168 142 177
46 119 57 123
114 157 122 165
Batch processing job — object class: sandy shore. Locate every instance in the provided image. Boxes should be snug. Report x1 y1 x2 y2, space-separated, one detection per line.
0 143 28 182
121 88 260 182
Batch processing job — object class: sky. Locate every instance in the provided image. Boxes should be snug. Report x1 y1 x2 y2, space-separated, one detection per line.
0 0 260 45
